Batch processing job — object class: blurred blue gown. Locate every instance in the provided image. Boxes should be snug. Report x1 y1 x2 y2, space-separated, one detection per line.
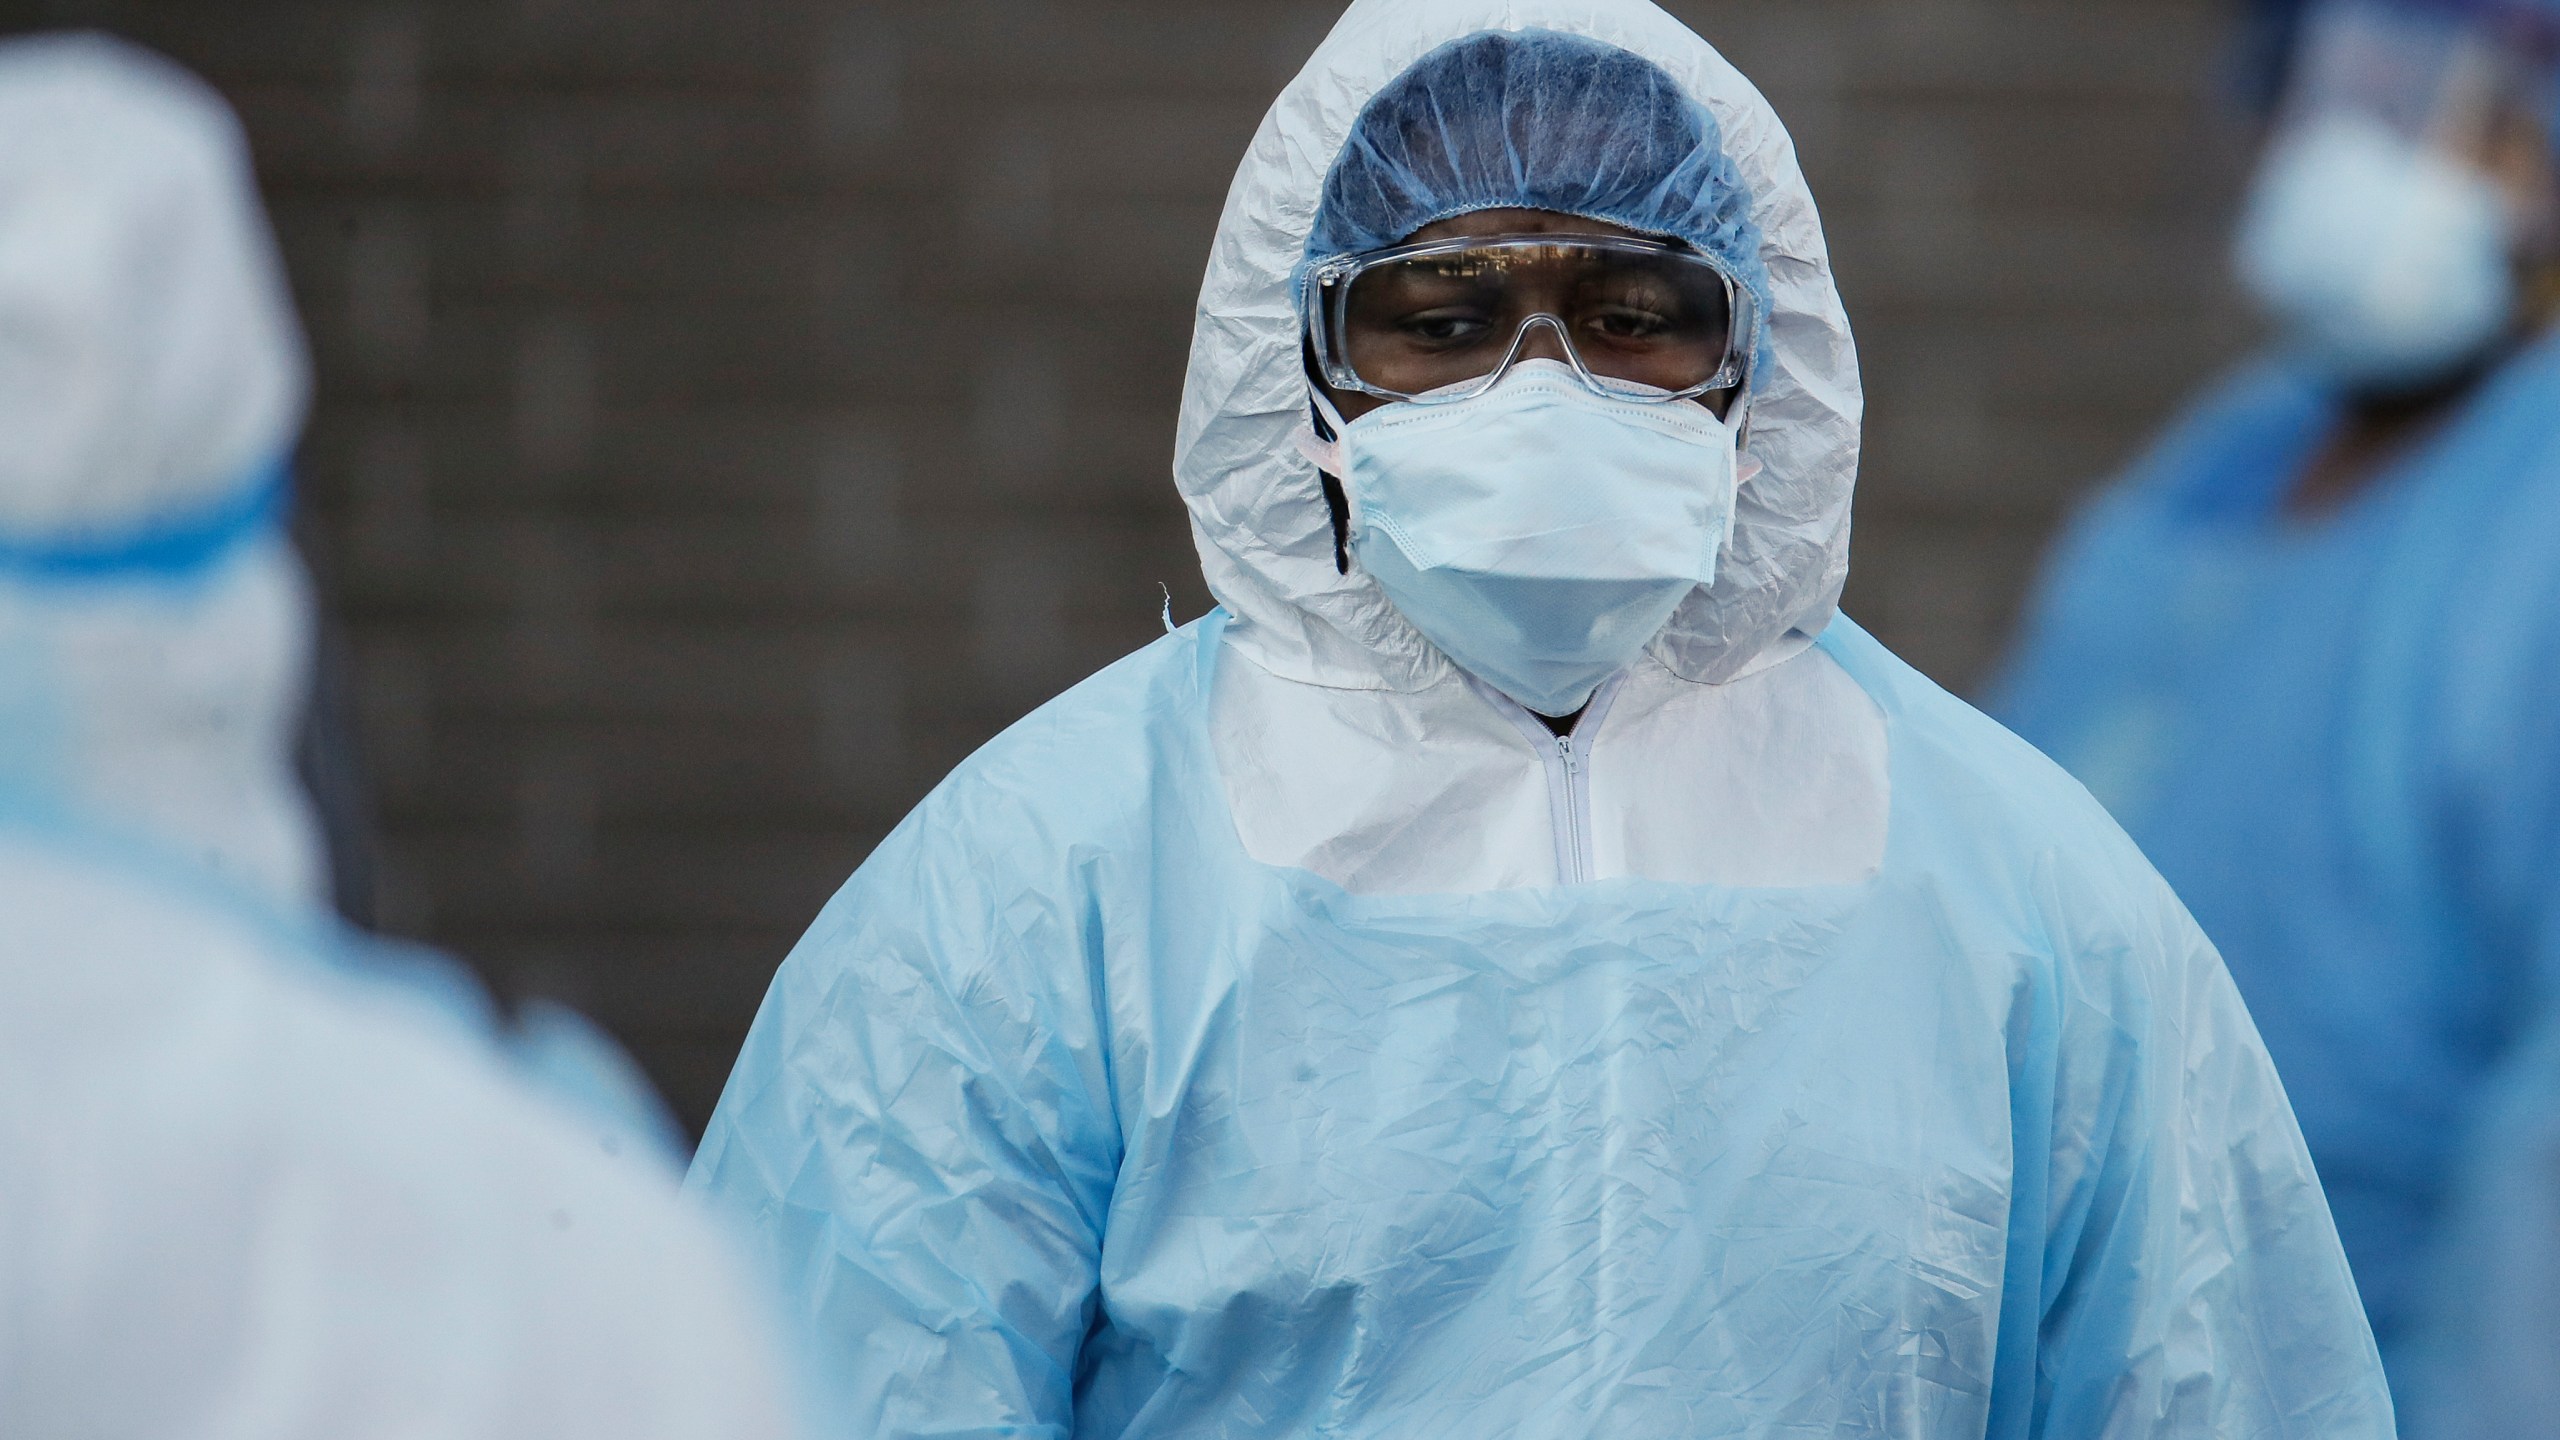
690 612 2389 1438
1992 331 2560 1388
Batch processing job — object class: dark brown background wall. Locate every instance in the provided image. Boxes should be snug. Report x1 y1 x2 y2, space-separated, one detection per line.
0 0 2255 1134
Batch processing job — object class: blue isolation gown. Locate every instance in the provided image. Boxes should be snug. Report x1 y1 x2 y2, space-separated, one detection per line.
690 612 2389 1439
1993 332 2560 1383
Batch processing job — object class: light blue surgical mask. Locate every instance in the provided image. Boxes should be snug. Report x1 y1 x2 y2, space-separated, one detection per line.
1311 360 1741 718
2235 111 2518 390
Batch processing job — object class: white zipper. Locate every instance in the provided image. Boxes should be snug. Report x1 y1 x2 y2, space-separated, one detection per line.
1552 732 1590 884
1481 674 1624 886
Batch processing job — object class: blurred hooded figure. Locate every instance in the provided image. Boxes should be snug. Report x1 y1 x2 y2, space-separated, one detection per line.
0 34 804 1438
692 2 2391 1435
0 42 322 908
1989 0 2560 1419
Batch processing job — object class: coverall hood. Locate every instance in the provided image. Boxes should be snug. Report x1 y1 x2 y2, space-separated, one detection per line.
1176 0 1861 692
0 34 323 910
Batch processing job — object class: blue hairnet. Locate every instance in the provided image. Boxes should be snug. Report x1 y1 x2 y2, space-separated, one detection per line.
1304 29 1772 338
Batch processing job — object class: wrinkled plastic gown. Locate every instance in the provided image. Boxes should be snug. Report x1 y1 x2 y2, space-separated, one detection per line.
696 613 2390 1438
690 1 2394 1435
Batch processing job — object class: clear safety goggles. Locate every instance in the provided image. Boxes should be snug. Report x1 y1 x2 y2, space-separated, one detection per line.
1303 234 1758 405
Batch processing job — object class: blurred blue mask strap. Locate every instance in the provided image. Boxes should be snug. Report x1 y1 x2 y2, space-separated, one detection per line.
0 455 294 582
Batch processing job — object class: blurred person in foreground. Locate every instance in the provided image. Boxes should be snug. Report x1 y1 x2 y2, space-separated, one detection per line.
1990 0 2560 1427
689 1 2392 1433
0 34 803 1437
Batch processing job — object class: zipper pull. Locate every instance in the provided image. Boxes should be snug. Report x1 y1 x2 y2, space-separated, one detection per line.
1556 735 1578 774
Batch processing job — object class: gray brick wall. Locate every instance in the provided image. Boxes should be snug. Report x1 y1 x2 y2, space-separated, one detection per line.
2 0 2254 1133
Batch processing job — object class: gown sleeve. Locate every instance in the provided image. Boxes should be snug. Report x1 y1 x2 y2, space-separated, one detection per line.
688 793 1122 1440
2393 528 2560 1440
2397 1020 2560 1440
2018 859 2395 1438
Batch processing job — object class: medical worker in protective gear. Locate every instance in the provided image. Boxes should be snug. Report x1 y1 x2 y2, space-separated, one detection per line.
1990 0 2560 1426
0 34 805 1437
692 2 2392 1434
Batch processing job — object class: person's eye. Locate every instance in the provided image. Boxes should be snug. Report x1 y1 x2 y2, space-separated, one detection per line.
1398 308 1493 345
1585 305 1677 342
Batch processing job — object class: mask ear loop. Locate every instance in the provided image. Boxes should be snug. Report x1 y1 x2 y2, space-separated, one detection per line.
1300 379 1355 575
1301 381 1351 466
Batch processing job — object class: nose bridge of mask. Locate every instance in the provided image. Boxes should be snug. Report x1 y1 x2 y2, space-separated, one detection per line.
1339 361 1737 581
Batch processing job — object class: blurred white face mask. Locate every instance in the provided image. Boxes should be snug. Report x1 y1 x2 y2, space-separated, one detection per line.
2234 111 2517 389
